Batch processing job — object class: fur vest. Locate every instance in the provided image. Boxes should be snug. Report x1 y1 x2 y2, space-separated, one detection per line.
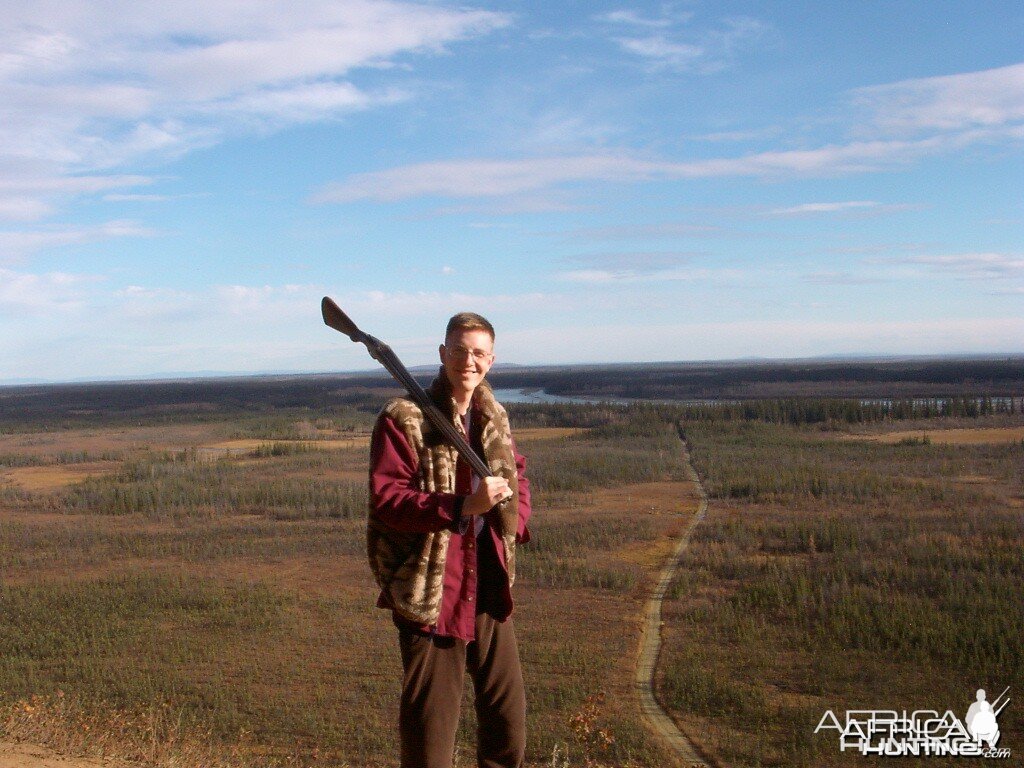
367 370 520 625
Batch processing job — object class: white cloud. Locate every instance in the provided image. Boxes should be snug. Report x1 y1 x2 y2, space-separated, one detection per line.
0 197 53 222
616 36 703 67
567 223 722 240
143 4 505 98
0 277 568 379
314 125 1024 203
692 126 785 143
558 251 702 282
899 252 1024 279
311 58 1024 208
767 200 918 218
596 10 679 28
0 173 153 195
0 267 101 315
507 317 1024 364
852 61 1024 135
0 220 156 262
0 172 153 225
556 249 747 284
0 1 509 221
801 271 890 286
207 81 404 126
559 266 747 284
770 201 880 215
682 127 1024 175
517 111 623 153
313 155 657 202
825 243 929 256
3 271 1023 380
432 192 585 216
600 10 767 72
102 192 207 203
566 251 696 270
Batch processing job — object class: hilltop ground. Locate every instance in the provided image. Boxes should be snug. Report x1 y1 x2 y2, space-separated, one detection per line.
0 742 112 768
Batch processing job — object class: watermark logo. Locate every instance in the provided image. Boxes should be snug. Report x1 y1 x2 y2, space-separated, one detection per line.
814 686 1011 758
967 689 1002 748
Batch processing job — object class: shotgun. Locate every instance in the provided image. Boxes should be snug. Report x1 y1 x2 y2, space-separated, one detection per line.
321 296 494 480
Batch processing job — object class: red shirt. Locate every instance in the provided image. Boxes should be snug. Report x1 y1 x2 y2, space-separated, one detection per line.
369 404 531 641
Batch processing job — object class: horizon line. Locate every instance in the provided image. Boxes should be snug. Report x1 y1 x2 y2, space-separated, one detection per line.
4 350 1024 388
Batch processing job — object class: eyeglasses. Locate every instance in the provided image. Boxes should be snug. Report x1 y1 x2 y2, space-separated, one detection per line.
445 345 493 362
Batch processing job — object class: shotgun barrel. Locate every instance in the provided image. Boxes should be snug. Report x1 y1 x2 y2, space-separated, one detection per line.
321 296 493 480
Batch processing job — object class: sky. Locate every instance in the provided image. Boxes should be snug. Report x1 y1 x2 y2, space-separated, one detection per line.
1 1 1022 383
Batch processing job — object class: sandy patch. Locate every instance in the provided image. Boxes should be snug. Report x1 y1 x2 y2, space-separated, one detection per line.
195 437 369 460
514 427 586 441
0 743 114 768
0 424 224 459
579 480 700 517
952 474 997 484
1 462 119 492
843 426 1024 445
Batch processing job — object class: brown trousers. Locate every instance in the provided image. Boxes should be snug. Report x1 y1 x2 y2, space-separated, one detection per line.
397 613 526 768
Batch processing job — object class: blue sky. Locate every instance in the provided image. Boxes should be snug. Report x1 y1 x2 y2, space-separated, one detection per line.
1 1 1022 382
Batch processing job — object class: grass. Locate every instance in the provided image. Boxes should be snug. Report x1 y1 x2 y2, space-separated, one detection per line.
683 419 1022 505
658 417 1024 767
0 516 368 573
1 691 265 768
0 401 693 767
5 392 1019 767
47 451 369 520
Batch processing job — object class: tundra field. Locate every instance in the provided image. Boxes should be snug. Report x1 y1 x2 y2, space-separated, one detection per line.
0 366 1022 768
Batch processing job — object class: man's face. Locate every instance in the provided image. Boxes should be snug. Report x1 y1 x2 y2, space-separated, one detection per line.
439 328 495 396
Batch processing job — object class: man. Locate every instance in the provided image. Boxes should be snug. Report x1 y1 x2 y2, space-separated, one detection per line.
368 311 532 768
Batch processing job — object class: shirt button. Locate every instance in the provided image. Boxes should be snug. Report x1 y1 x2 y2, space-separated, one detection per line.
468 568 474 575
467 595 474 601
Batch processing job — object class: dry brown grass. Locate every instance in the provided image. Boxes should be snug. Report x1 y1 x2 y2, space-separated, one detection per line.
0 424 227 458
0 691 304 768
1 463 120 492
514 427 587 441
0 740 115 768
1 413 696 767
196 438 370 460
658 419 1024 768
839 425 1024 445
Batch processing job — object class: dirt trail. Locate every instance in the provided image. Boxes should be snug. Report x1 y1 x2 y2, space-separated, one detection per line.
635 434 716 768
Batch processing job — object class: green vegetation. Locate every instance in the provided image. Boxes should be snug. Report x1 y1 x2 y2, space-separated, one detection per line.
0 450 124 467
660 417 1024 767
497 357 1024 401
684 420 1022 504
677 394 1021 424
2 375 1021 767
57 453 368 519
525 409 689 501
0 397 691 767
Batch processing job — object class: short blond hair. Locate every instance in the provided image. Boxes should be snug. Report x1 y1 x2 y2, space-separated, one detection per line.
445 312 495 342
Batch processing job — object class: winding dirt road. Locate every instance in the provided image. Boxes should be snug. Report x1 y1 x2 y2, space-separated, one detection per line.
635 434 716 768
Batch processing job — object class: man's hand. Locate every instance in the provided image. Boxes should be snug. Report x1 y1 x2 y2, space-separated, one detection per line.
463 476 512 516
